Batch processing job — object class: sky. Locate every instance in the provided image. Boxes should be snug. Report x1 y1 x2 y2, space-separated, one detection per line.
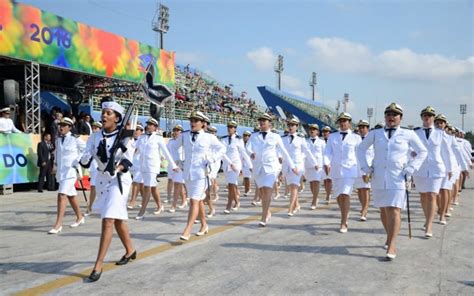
19 0 474 131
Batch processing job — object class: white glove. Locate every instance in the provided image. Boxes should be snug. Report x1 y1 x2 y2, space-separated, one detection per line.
402 167 414 180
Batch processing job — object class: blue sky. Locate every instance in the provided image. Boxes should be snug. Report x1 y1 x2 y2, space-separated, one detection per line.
19 0 474 130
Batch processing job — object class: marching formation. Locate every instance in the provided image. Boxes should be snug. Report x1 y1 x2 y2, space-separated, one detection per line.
46 98 473 282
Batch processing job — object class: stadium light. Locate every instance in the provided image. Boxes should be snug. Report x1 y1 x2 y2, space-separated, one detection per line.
460 104 467 130
343 93 349 112
309 72 317 101
274 55 284 90
367 107 374 126
152 3 170 49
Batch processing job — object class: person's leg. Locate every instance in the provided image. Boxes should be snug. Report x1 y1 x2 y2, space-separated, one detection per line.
233 184 240 208
225 183 233 211
52 194 67 229
151 186 162 211
198 200 208 232
359 188 370 218
287 184 298 214
420 192 428 226
339 194 350 230
38 166 46 191
182 199 201 237
167 178 173 203
114 220 135 256
88 186 96 213
128 183 139 208
92 218 115 271
438 189 449 222
380 207 389 246
324 179 332 201
310 181 320 208
425 192 437 234
386 207 401 255
244 177 250 194
137 186 151 216
261 187 273 222
67 196 84 222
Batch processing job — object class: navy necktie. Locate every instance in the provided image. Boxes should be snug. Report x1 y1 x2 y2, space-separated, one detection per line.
324 138 328 143
424 128 431 140
290 135 294 144
361 136 365 140
260 132 267 140
60 136 65 144
385 128 395 139
191 132 198 142
340 132 347 141
229 136 232 145
311 138 316 144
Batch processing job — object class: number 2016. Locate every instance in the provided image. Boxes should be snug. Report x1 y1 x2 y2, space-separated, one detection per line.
30 23 71 48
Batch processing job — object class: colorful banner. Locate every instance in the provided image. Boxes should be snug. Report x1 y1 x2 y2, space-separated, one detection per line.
0 0 175 87
0 133 40 185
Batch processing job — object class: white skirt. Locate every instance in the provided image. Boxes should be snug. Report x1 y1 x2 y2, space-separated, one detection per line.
284 168 304 186
305 167 323 182
89 170 98 187
142 172 158 187
354 176 371 189
323 170 331 180
414 176 443 193
333 178 355 196
93 172 132 220
255 171 278 188
132 170 143 183
440 174 454 190
210 161 221 179
186 178 208 200
224 170 239 185
242 166 252 178
58 178 77 196
372 189 406 209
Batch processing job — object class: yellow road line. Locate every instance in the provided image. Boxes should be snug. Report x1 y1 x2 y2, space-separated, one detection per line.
14 207 288 296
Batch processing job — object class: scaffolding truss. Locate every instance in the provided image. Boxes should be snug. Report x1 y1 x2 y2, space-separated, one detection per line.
24 62 41 134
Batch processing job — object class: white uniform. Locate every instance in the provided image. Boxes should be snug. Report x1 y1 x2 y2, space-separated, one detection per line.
354 134 374 189
85 132 100 186
80 130 133 220
131 138 143 183
413 126 452 193
167 137 185 184
324 130 361 196
221 134 252 185
0 117 21 133
170 130 228 200
247 131 295 188
55 132 85 196
322 138 331 180
282 133 317 185
241 140 253 178
457 138 472 171
135 132 177 187
305 137 325 182
357 127 428 209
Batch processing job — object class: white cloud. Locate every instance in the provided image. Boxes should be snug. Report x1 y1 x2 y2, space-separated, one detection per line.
282 73 302 89
246 47 277 71
306 37 474 81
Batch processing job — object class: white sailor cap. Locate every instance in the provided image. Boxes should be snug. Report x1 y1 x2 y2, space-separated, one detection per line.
146 117 159 126
102 99 124 117
0 107 11 113
59 117 74 126
92 121 103 128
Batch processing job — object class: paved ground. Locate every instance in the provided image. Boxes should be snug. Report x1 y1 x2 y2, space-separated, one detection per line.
1 173 473 295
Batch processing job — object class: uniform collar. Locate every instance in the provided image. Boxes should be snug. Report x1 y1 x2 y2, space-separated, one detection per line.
339 129 352 134
103 129 119 138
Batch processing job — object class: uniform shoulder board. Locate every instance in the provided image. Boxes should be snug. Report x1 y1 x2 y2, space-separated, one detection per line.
401 126 410 130
271 130 279 134
281 134 288 138
182 130 190 134
297 133 305 138
220 135 229 139
330 130 337 134
236 135 242 139
413 127 421 130
72 134 80 138
372 126 383 130
252 131 259 134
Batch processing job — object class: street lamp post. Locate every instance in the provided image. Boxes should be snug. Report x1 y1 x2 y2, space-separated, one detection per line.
460 104 467 131
343 93 349 112
367 107 374 126
275 55 284 90
309 72 317 101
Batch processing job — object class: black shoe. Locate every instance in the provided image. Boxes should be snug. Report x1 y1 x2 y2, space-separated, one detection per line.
115 250 137 265
38 190 43 193
88 269 102 282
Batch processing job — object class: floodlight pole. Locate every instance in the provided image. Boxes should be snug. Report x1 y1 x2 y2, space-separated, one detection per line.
309 72 317 101
460 104 467 131
275 55 284 90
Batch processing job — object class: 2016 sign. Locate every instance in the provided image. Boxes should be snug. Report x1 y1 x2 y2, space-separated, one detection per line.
29 23 71 48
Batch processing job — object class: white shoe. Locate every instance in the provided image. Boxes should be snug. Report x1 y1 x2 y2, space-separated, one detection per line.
223 209 231 214
339 228 348 233
177 202 188 209
194 220 199 224
153 205 165 215
383 245 388 250
310 205 316 210
163 199 169 203
180 235 190 241
440 220 447 225
425 232 433 238
299 189 304 193
207 209 216 218
386 253 396 260
251 201 257 206
168 208 176 213
453 201 459 206
127 205 134 210
360 216 367 222
196 226 209 236
273 194 280 200
70 217 85 228
449 207 454 211
48 226 62 234
259 221 266 227
287 212 294 217
445 213 452 217
135 214 145 220
256 201 262 206
232 203 240 211
84 212 91 217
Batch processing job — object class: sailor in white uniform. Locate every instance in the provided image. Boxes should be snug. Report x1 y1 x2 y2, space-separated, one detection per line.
354 120 374 221
79 98 138 282
135 118 177 219
221 120 252 214
241 130 253 196
205 125 222 217
247 113 296 226
305 124 325 210
167 124 187 213
85 121 103 216
321 126 333 203
357 103 427 260
127 123 145 209
324 112 361 233
48 117 86 234
170 111 228 240
0 107 22 133
282 118 318 216
413 106 452 237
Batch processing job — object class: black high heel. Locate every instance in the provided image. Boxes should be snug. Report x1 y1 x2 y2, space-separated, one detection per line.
88 269 102 282
115 250 137 265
